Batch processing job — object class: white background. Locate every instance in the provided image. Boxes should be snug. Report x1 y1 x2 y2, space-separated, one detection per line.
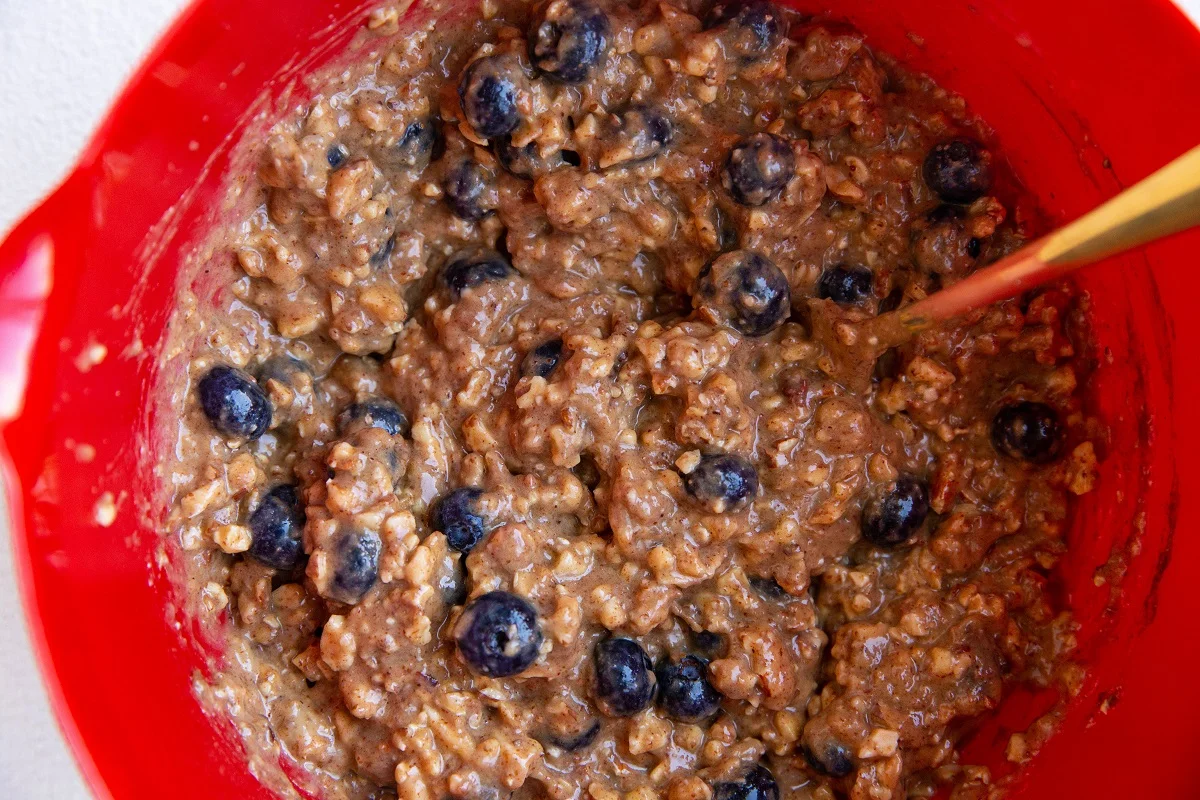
1 1 1198 798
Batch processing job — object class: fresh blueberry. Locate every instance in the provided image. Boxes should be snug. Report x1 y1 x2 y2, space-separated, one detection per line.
695 250 790 336
605 106 673 164
684 453 758 512
459 55 527 140
530 0 610 83
804 741 855 778
370 233 396 267
545 720 601 752
327 143 349 169
923 138 993 204
705 0 783 63
455 591 544 677
724 133 795 206
816 265 874 305
255 355 311 390
713 765 780 800
338 398 409 436
657 656 721 722
247 484 306 570
495 137 568 178
594 638 656 716
992 401 1061 462
693 630 727 658
443 159 493 221
327 528 381 604
442 250 514 298
198 365 272 439
749 576 787 599
861 476 930 547
431 487 487 553
522 338 565 379
395 117 440 170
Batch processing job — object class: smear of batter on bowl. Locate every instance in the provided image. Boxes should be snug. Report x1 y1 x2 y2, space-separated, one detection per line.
162 1 1097 798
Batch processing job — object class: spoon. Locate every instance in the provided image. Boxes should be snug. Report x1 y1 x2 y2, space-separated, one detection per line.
813 143 1200 391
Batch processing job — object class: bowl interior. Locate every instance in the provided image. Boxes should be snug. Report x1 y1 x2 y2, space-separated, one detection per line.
1 1 1197 798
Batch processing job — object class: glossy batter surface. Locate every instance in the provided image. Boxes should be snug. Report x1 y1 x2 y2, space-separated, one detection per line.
164 2 1098 798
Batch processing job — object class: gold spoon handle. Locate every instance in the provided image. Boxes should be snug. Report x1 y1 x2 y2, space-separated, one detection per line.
893 143 1200 333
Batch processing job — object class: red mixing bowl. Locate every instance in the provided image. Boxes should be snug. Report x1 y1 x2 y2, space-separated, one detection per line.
2 0 1199 797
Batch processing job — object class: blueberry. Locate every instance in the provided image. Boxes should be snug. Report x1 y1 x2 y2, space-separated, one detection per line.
693 630 727 658
458 55 527 140
327 528 381 604
444 159 493 221
749 576 786 599
431 487 487 553
861 476 930 547
370 233 396 267
495 137 568 178
684 453 758 512
256 355 311 389
992 401 1061 462
594 638 656 716
804 741 855 778
724 133 795 206
695 250 790 336
442 250 514 298
455 591 544 677
530 0 610 83
395 117 440 170
198 365 272 439
706 0 783 63
522 338 565 379
605 106 673 164
546 720 601 752
327 143 349 169
657 656 721 722
923 138 993 204
247 485 306 570
713 765 780 800
816 265 874 305
338 398 409 436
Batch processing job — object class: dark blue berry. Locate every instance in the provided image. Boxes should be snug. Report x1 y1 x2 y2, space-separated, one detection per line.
495 137 569 178
395 118 439 170
255 355 311 389
657 656 721 722
594 638 656 716
327 143 349 169
546 720 601 752
695 250 790 336
327 529 381 604
198 365 272 439
338 398 409 436
523 338 565 378
370 233 396 266
247 484 306 570
684 453 758 512
442 250 514 298
724 133 794 206
816 265 874 305
604 106 673 164
804 741 855 778
992 401 1061 462
705 0 783 63
693 630 726 658
749 576 786 599
912 205 981 277
444 159 493 221
459 55 526 140
455 591 544 677
923 138 993 204
530 0 610 83
431 487 487 553
713 765 780 800
862 476 929 547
